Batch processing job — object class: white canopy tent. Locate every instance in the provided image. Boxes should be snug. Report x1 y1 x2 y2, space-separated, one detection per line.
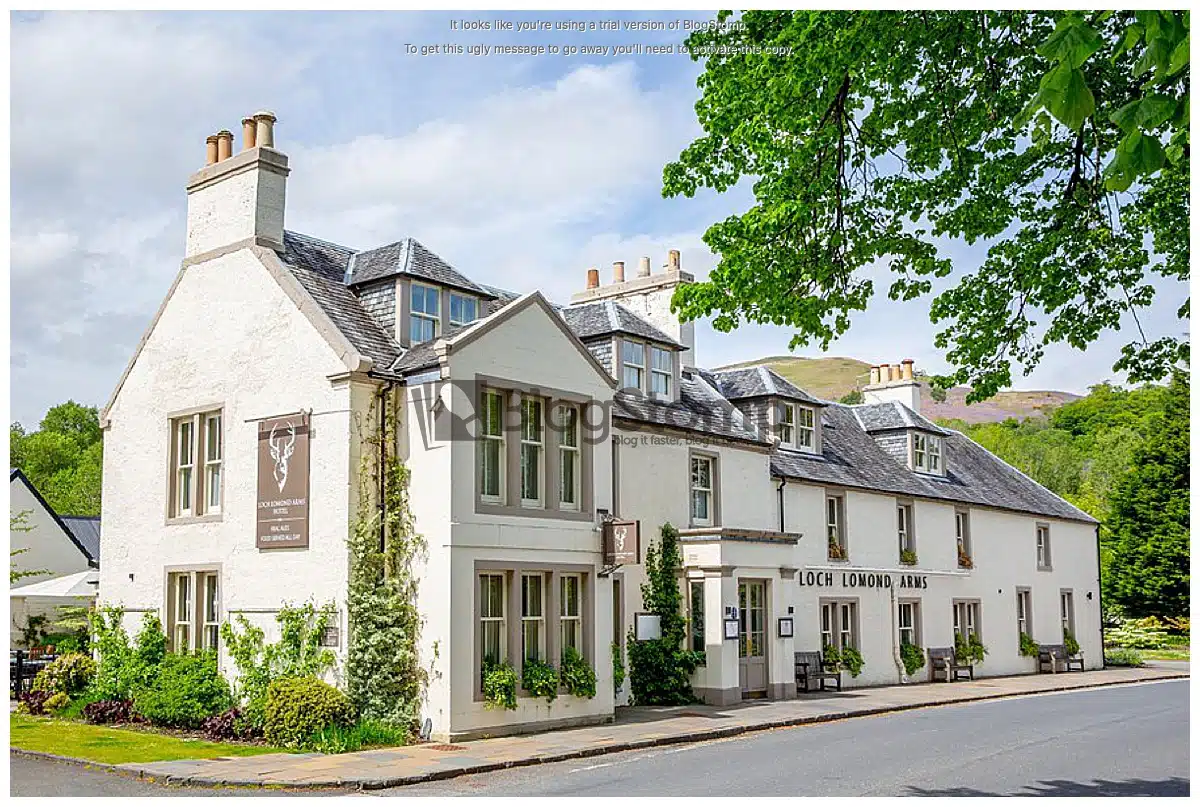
10 569 98 649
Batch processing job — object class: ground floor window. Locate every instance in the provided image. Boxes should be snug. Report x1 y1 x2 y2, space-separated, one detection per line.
821 600 858 651
1016 588 1031 641
688 579 705 654
898 600 920 648
521 573 545 662
952 600 981 641
480 572 507 668
1060 590 1075 640
560 574 581 657
166 569 219 653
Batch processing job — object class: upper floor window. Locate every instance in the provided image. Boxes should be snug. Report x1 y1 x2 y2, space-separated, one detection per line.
779 403 795 445
558 405 580 510
622 341 645 391
897 503 915 562
650 346 672 396
690 455 715 527
520 397 544 507
912 432 942 474
449 293 478 327
410 283 440 344
955 510 972 568
479 390 505 504
1036 524 1052 570
170 409 222 519
827 495 846 560
797 405 815 450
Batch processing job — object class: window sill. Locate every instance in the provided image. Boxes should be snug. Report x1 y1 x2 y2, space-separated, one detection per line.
164 513 224 526
475 502 594 522
1037 565 1053 572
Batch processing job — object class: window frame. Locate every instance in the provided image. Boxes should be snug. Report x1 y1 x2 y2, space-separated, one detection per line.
649 345 673 397
826 494 847 560
559 573 582 659
409 282 441 345
689 454 716 528
952 600 981 642
955 509 972 566
796 405 815 451
779 402 796 446
201 572 220 651
557 404 580 511
520 572 546 663
1036 524 1052 570
166 568 221 654
479 389 506 505
622 340 646 391
820 599 859 652
1060 589 1075 641
448 292 479 327
1016 587 1032 642
898 600 920 648
912 431 943 474
169 408 223 521
688 579 706 655
519 396 545 507
479 572 507 680
897 502 915 560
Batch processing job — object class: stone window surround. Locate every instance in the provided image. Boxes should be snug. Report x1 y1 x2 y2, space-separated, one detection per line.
769 399 821 454
897 598 922 648
955 508 972 565
1036 522 1053 570
164 402 225 526
472 560 595 701
473 374 595 522
1016 586 1032 646
612 335 682 403
688 448 721 528
825 488 849 562
163 563 222 654
396 277 480 349
897 499 916 560
819 596 860 651
952 598 982 642
1059 588 1075 640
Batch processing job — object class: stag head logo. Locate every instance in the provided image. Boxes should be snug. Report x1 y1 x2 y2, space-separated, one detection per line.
268 420 297 492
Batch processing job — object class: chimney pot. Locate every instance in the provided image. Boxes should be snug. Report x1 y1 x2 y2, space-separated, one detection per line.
253 110 277 149
638 256 651 277
869 366 880 385
205 135 219 166
901 359 914 381
215 130 234 161
613 261 625 283
891 363 902 383
241 117 257 151
586 268 600 290
668 249 681 272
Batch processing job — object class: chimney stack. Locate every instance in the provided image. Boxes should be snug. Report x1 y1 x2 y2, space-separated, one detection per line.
241 117 257 151
667 249 681 272
613 261 625 283
863 359 921 412
586 268 600 289
638 256 651 277
185 110 289 257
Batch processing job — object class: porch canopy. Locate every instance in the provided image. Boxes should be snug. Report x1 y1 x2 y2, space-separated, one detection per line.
10 569 99 601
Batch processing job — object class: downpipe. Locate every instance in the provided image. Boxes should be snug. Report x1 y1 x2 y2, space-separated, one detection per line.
890 585 907 683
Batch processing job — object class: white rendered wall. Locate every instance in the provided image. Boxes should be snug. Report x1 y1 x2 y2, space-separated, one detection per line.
9 478 92 583
100 248 354 674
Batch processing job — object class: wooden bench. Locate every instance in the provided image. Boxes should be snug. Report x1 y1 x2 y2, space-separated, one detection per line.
794 651 841 693
1038 643 1085 673
928 646 973 682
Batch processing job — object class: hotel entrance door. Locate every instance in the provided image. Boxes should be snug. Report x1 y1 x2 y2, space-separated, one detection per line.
738 580 767 697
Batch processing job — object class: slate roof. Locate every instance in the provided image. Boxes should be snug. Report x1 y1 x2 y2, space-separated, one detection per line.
709 366 824 405
853 400 951 435
348 238 494 298
560 301 683 348
770 403 1096 523
61 517 101 564
279 231 402 369
613 370 769 446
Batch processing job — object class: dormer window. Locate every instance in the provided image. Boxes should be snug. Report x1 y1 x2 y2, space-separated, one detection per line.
449 292 478 327
777 402 817 453
650 346 672 396
622 341 645 390
912 432 942 474
411 283 441 344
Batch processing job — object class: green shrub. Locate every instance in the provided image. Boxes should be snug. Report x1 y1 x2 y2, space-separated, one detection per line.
559 647 597 699
263 677 355 749
1019 632 1039 658
134 652 232 728
1104 647 1144 667
1105 617 1171 649
955 633 987 665
899 549 917 565
31 652 96 695
522 658 559 703
306 719 407 754
89 607 167 700
611 642 625 696
44 692 71 713
42 632 86 654
825 645 864 677
1064 630 1081 657
482 661 518 710
56 691 102 721
900 642 925 677
221 602 338 731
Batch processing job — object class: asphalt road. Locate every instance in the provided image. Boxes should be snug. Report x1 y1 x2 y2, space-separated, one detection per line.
9 680 1188 797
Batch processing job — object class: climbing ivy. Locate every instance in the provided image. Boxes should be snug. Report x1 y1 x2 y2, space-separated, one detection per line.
345 391 427 731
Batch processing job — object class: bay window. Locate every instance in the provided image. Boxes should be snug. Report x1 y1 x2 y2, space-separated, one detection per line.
779 403 795 446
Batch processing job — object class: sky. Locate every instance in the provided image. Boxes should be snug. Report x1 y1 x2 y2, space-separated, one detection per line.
9 10 1189 428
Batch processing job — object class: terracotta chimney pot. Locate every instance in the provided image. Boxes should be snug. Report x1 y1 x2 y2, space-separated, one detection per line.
613 261 625 283
901 359 914 381
215 130 234 161
205 135 219 166
241 117 257 151
869 366 880 385
667 249 681 272
638 256 651 277
586 268 600 290
253 110 277 149
891 363 902 382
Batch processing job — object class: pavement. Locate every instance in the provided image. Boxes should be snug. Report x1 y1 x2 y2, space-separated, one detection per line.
80 664 1186 790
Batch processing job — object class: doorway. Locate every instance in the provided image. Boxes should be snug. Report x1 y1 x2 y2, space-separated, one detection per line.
738 580 767 697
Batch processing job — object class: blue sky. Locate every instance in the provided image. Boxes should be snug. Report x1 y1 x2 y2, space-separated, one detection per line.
10 11 1187 427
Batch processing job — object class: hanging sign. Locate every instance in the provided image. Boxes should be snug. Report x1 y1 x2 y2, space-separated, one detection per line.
256 413 310 549
603 519 640 566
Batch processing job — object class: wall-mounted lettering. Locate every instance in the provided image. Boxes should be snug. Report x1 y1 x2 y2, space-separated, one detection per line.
797 570 928 590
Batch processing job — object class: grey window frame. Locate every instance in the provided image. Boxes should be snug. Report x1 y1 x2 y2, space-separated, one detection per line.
1036 523 1052 570
689 451 718 528
820 598 859 651
167 406 224 523
898 599 921 648
897 501 915 559
826 493 847 560
409 281 441 345
1016 587 1032 643
622 340 646 391
449 292 479 327
952 599 981 642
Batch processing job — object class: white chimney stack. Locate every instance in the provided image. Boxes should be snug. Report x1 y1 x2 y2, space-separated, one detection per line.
863 358 922 413
185 110 289 257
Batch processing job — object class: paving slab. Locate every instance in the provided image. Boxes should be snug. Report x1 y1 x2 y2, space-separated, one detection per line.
107 665 1187 790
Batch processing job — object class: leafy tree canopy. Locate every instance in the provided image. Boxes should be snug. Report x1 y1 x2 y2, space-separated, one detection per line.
11 400 103 516
666 11 1189 401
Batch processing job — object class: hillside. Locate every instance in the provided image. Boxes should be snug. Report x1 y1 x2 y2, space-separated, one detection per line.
717 356 1079 424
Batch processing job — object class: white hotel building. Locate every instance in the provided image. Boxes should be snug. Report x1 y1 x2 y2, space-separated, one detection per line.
99 115 1102 742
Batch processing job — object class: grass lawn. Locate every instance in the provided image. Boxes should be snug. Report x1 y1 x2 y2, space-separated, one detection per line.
1141 646 1190 661
10 714 288 765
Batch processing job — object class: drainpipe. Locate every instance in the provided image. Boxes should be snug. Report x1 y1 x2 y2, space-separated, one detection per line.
776 477 787 533
1095 523 1105 669
890 585 907 683
378 382 396 553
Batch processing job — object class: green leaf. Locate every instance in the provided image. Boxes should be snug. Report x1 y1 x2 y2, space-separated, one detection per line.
1134 36 1172 78
1037 18 1104 68
1165 143 1184 164
1113 23 1144 59
1136 93 1178 129
1117 129 1167 175
1110 99 1141 134
1168 34 1190 75
1039 63 1095 131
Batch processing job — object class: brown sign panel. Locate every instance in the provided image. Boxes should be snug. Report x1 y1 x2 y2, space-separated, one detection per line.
603 519 640 566
256 413 310 549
